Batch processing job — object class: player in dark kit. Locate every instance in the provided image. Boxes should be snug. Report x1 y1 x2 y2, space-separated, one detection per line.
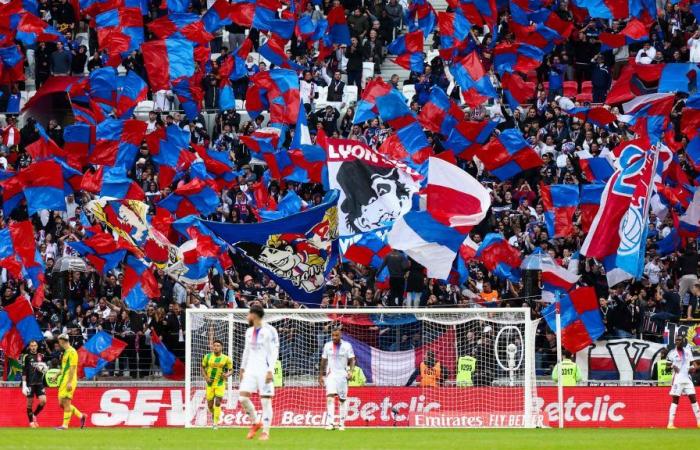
22 340 48 428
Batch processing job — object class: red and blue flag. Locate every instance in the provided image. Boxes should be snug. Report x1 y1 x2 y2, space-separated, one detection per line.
158 178 220 218
90 119 147 170
77 331 127 379
478 129 543 180
541 184 580 238
406 0 437 35
500 72 535 109
145 125 196 188
150 330 185 380
418 86 464 136
343 230 392 269
493 42 544 74
0 46 25 83
142 38 195 92
123 256 160 310
0 298 44 360
16 12 67 46
95 7 144 65
444 119 498 159
599 18 649 50
67 232 128 274
578 154 614 184
325 5 351 45
475 232 522 282
579 183 605 233
81 166 146 200
160 0 189 13
437 9 472 60
543 286 605 353
173 75 205 120
147 12 214 46
246 69 300 125
450 51 496 106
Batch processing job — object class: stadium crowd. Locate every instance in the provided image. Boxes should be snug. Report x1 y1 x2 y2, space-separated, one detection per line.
0 0 700 380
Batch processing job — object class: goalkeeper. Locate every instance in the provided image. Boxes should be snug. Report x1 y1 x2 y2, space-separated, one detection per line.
21 340 48 428
201 340 233 429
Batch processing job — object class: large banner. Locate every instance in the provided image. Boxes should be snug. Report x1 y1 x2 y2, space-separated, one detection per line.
326 139 421 237
575 338 667 381
1 386 698 428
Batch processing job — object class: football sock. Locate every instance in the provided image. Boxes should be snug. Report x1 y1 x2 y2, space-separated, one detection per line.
27 408 33 423
71 405 83 419
692 402 700 423
339 400 347 425
240 397 257 423
668 403 677 426
33 403 44 418
62 411 71 428
326 397 335 425
213 405 221 425
261 397 272 433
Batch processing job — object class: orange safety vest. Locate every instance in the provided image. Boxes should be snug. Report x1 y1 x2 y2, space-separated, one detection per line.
420 361 441 387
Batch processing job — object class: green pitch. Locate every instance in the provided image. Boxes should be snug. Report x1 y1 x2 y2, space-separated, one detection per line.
1 428 697 450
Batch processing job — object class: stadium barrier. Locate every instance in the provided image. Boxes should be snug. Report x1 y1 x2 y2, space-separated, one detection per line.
0 385 697 428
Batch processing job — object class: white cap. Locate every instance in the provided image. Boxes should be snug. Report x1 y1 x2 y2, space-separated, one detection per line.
58 333 70 341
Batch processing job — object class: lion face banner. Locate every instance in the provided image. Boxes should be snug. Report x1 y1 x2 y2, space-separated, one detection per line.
325 138 421 237
200 191 339 304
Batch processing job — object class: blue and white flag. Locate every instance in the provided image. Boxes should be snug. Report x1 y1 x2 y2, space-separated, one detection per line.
201 191 339 305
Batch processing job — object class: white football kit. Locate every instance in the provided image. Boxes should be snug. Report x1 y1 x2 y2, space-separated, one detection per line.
240 323 279 396
322 340 355 399
667 346 696 397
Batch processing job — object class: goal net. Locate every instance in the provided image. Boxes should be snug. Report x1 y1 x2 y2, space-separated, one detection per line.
185 308 539 428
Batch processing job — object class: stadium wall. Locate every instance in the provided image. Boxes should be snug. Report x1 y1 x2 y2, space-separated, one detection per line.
0 386 697 428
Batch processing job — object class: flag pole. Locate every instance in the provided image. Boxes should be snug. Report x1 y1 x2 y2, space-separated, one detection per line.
555 292 564 429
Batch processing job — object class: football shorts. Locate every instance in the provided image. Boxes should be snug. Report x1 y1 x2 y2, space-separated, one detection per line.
669 380 696 396
325 375 348 400
206 384 226 401
239 372 274 396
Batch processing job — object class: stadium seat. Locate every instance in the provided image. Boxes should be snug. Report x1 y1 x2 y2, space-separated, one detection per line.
563 81 578 97
75 32 90 54
426 50 440 63
581 81 593 95
362 62 374 87
577 92 593 103
248 52 261 64
343 85 359 105
314 86 330 111
134 100 155 120
402 84 417 104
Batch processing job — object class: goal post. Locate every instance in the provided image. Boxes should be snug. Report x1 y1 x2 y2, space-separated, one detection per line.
185 307 540 428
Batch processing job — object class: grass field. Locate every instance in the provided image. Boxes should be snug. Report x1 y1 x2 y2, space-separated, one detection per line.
1 428 698 450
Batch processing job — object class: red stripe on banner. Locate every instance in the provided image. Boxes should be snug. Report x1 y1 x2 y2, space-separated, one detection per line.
589 356 616 371
635 357 652 373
